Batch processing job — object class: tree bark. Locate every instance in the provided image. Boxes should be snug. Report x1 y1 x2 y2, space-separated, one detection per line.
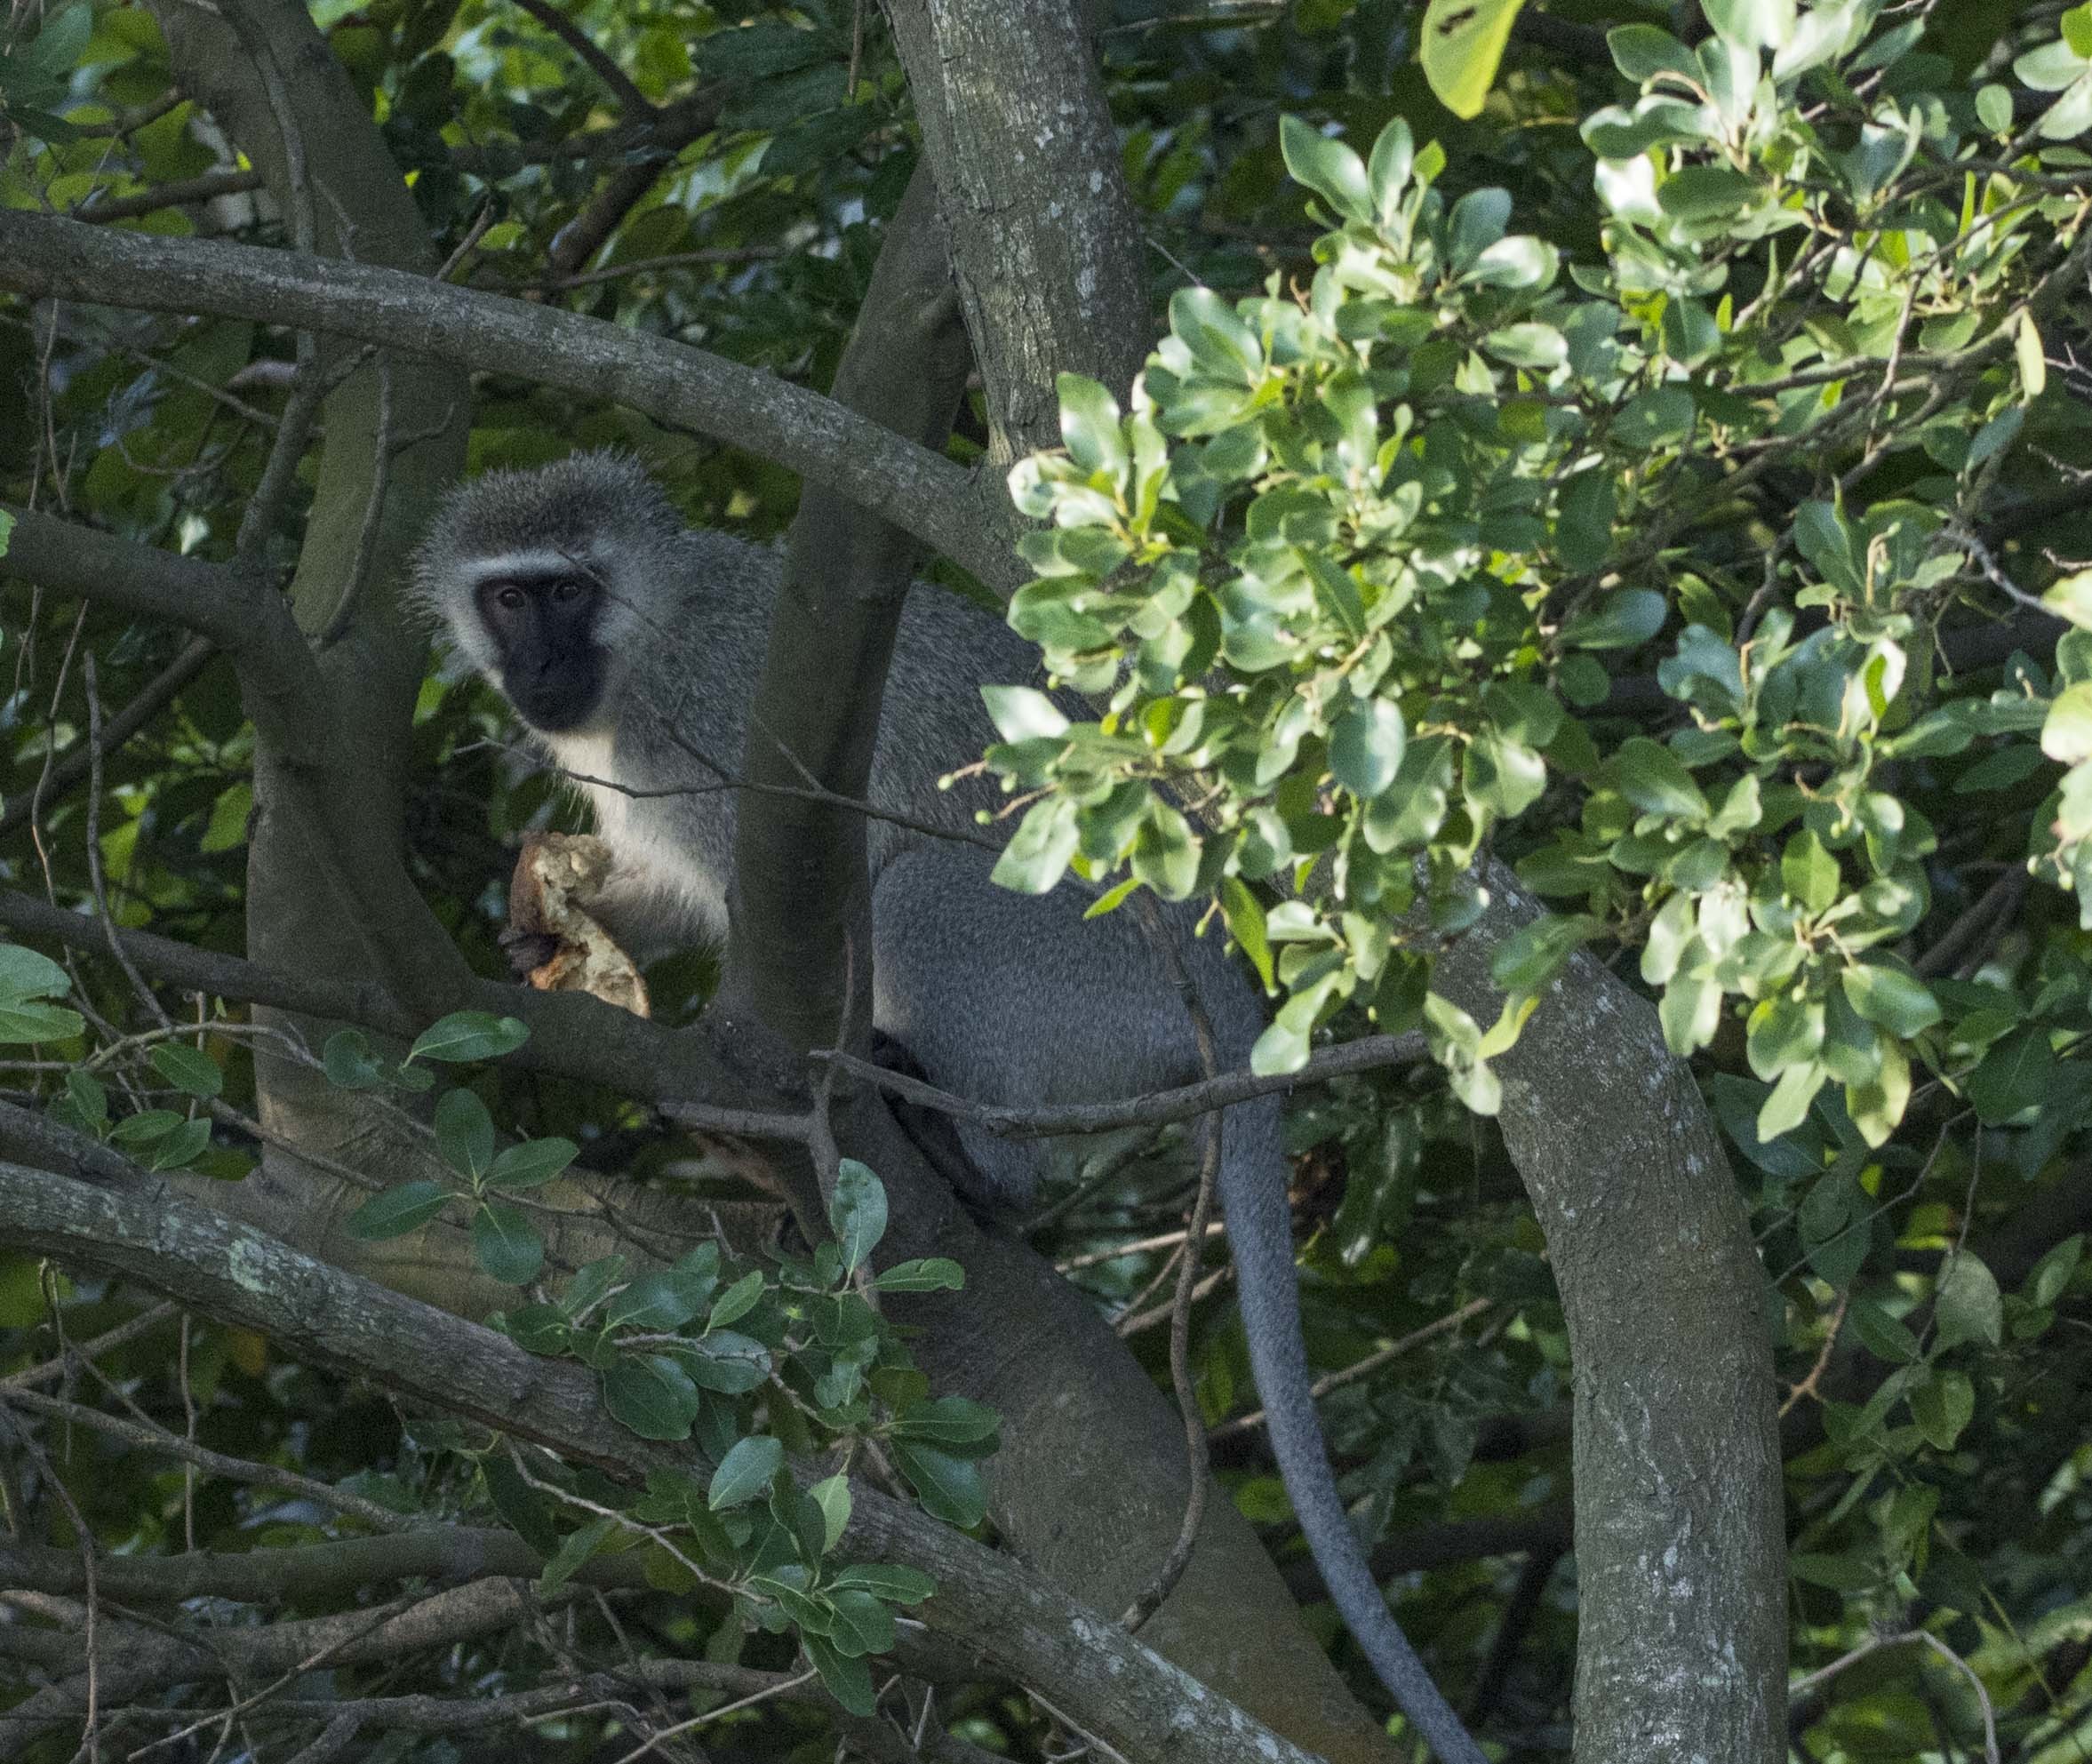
882 0 1150 459
1432 866 1786 1764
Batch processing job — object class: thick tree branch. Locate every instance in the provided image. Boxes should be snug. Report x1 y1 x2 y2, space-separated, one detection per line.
0 506 266 650
0 212 1013 593
725 164 970 1064
0 886 795 1128
1430 862 1786 1763
882 0 1149 459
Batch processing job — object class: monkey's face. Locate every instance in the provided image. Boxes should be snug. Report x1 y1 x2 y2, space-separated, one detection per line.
476 571 609 733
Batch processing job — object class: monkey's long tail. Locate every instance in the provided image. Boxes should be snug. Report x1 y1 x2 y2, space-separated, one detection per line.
1219 1096 1491 1764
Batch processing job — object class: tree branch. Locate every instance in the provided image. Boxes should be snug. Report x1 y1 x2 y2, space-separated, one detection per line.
817 1029 1426 1140
0 212 1012 594
508 0 654 116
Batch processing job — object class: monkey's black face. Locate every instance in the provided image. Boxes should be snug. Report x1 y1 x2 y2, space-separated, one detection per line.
476 572 607 732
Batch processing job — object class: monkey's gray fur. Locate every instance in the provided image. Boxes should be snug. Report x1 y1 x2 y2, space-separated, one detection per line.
414 451 1486 1764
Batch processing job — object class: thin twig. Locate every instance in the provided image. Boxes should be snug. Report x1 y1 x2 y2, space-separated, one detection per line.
818 1031 1428 1143
0 1385 411 1532
509 0 654 116
1118 896 1222 1630
1210 1297 1491 1441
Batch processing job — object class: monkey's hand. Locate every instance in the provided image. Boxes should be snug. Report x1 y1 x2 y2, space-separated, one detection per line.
498 923 563 978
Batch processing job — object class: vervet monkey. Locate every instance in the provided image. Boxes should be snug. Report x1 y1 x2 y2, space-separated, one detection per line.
415 451 1486 1764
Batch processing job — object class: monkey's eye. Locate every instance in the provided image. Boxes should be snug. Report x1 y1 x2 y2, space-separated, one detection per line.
552 579 587 603
494 586 526 611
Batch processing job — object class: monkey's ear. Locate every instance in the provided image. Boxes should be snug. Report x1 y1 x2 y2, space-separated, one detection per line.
507 833 651 1019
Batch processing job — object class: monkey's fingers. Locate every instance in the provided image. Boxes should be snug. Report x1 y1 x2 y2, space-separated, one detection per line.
497 924 563 978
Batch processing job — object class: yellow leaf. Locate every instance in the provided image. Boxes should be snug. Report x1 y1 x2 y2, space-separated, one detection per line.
1419 0 1529 120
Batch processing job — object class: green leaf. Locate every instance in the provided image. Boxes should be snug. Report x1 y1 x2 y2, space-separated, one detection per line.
149 1043 223 1099
2044 569 2092 631
891 1395 1001 1453
1329 698 1406 799
1839 963 1940 1037
1780 829 1840 914
709 1435 784 1510
1465 729 1547 819
1848 1298 1921 1365
1057 373 1128 481
0 943 72 1001
803 1632 877 1715
1610 738 1708 820
322 1029 387 1090
2044 683 2092 765
826 1586 898 1656
1657 164 1761 221
1966 1026 2055 1124
991 796 1079 895
891 1441 988 1528
483 1453 559 1557
603 1354 701 1441
827 1159 888 1274
1366 117 1415 224
1756 1061 1825 1140
62 1070 109 1134
980 685 1069 742
148 1118 212 1170
1489 913 1600 998
809 1473 851 1553
22 4 92 76
1609 24 1699 84
539 1515 616 1593
110 1108 182 1146
603 1269 709 1331
1702 0 1793 54
2017 311 2048 400
474 1201 545 1286
345 1181 451 1241
1908 1368 1975 1450
408 1011 530 1065
1560 587 1665 650
435 1088 495 1181
707 1268 766 1329
486 1137 578 1192
1481 321 1567 370
0 999 84 1043
827 1562 938 1604
869 1257 965 1293
670 1329 771 1393
1418 0 1529 120
1976 83 2014 132
2025 1234 2083 1308
1934 1253 2003 1352
1279 114 1370 221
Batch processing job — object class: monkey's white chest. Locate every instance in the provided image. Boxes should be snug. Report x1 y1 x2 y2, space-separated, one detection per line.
540 727 729 947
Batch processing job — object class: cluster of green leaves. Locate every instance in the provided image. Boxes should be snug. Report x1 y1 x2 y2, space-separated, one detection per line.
482 1159 988 1714
988 1 2089 1150
6 940 241 1174
329 1009 571 1282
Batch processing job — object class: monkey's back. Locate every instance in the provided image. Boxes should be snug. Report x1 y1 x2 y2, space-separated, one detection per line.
565 530 1050 946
